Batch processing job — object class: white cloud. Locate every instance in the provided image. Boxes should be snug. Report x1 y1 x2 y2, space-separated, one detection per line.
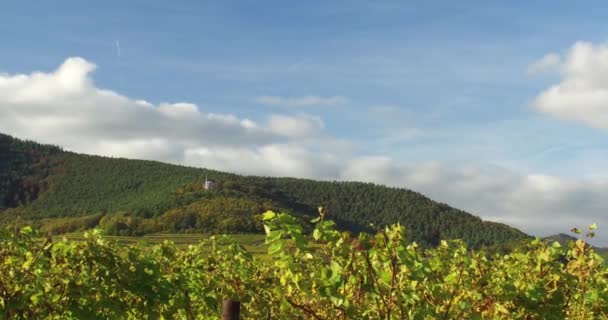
0 58 96 104
157 103 200 118
527 53 561 75
267 114 324 138
0 57 327 164
93 138 186 163
254 95 348 107
184 144 341 179
532 41 608 129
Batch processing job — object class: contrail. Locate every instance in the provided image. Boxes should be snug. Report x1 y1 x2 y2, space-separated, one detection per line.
115 40 121 57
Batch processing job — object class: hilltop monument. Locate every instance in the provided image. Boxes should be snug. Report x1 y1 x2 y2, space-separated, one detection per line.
204 174 216 190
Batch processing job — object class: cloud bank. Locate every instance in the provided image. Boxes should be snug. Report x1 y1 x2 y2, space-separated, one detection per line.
340 158 608 240
1 57 607 245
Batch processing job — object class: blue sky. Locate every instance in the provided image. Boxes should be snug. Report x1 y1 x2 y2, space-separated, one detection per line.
2 1 608 243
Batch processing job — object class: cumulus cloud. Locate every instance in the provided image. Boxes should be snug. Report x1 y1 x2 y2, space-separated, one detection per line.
527 53 561 75
0 57 326 164
532 41 608 129
254 95 348 107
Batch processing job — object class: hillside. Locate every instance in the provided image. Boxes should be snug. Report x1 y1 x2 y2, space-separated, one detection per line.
0 133 530 248
542 233 579 245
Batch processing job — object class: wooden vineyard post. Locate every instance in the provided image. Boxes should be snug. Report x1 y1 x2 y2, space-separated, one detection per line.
222 299 241 320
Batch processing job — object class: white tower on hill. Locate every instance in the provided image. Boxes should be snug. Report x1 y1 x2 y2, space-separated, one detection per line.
204 174 216 190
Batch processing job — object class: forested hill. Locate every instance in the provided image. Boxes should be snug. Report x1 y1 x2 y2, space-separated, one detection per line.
0 133 530 248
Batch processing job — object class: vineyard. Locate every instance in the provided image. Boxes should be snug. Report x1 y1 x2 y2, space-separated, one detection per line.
1 211 607 319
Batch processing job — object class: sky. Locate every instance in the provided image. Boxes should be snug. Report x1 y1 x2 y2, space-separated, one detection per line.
2 1 608 244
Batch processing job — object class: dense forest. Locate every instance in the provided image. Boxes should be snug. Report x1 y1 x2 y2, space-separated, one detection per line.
0 134 62 209
0 133 529 248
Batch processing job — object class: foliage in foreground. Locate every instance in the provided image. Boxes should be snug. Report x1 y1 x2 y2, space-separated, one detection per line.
0 212 607 319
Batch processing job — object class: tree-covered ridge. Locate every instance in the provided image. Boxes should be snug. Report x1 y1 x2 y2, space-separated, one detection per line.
0 133 529 248
242 177 528 247
0 134 62 209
